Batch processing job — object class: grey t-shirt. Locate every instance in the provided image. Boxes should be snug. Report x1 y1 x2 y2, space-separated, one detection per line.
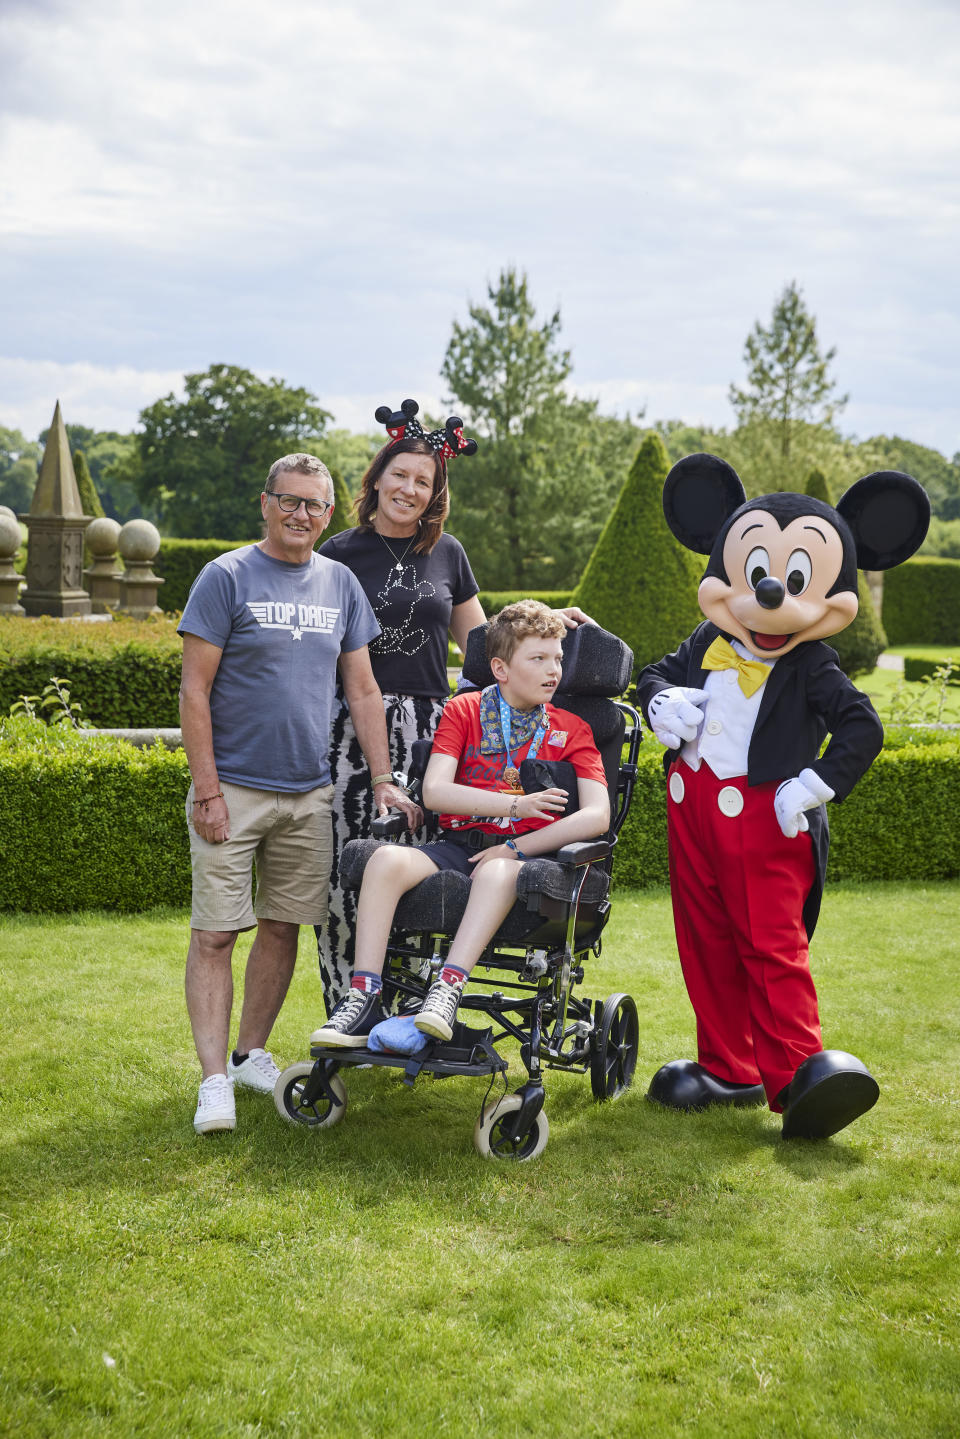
178 544 379 792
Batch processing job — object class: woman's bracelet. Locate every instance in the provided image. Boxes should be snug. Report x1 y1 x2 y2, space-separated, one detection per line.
371 773 394 787
192 792 224 809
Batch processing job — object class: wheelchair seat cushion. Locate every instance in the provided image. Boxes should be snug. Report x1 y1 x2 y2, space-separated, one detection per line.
339 838 610 941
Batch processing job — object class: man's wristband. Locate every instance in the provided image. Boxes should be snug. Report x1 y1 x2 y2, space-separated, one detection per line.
192 791 224 809
371 773 393 787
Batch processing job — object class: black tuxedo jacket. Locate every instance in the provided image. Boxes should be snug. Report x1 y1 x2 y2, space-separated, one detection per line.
636 621 884 938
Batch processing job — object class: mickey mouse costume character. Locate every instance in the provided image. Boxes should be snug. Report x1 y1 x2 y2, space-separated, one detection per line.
636 453 929 1139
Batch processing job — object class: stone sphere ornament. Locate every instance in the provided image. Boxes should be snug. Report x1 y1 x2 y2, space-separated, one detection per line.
86 516 121 557
118 518 161 562
0 511 22 559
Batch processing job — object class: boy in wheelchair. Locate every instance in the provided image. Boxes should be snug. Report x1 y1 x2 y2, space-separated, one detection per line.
311 600 611 1049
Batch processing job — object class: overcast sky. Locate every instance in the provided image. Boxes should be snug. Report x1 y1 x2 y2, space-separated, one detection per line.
2 0 959 458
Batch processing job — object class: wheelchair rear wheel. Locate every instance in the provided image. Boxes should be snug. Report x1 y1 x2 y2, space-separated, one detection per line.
591 993 639 1101
474 1093 549 1161
274 1062 347 1129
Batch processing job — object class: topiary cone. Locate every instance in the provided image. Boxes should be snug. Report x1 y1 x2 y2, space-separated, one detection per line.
572 432 703 678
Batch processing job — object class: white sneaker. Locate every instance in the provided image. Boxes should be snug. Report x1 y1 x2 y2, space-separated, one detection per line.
194 1073 236 1134
227 1048 281 1093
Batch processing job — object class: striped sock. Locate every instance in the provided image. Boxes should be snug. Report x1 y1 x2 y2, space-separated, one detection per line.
351 971 383 994
440 964 468 988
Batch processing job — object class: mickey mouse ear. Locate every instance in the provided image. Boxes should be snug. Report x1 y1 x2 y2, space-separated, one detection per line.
374 405 393 424
836 471 930 570
401 398 419 417
663 453 746 554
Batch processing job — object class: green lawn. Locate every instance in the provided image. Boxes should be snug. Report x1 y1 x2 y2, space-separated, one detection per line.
2 885 959 1438
859 664 960 724
884 646 958 660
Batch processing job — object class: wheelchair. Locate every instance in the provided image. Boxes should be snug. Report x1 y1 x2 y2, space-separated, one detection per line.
274 620 642 1161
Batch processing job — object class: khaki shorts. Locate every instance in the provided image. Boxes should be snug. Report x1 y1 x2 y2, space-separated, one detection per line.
187 779 334 931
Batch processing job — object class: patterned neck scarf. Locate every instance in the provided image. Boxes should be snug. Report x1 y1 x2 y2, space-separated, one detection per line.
478 684 547 756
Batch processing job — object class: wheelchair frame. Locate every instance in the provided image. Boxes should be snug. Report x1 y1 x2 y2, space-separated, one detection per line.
274 698 643 1161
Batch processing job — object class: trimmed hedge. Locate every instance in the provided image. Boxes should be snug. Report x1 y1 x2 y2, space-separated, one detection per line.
0 720 191 912
903 654 959 684
883 557 960 645
2 720 957 913
155 538 249 611
0 615 183 727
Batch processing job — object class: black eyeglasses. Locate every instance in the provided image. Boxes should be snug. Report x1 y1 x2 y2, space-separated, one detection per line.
267 492 333 517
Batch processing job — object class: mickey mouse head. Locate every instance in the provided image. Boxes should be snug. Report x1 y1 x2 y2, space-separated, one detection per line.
374 398 425 442
662 453 930 658
426 416 479 460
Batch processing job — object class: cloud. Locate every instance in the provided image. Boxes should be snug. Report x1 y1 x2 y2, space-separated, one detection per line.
0 359 185 438
1 0 958 455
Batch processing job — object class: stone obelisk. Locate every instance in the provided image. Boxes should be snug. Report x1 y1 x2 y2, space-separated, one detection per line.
20 401 93 617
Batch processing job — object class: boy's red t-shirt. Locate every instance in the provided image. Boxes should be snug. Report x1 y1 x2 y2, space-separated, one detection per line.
429 689 607 836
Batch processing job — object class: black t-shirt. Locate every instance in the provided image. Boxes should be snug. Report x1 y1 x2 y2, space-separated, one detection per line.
318 527 479 699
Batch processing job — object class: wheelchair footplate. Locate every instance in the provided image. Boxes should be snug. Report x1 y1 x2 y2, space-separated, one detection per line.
309 1020 507 1087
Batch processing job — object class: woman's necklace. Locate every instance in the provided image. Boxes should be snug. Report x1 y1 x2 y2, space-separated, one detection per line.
374 521 418 574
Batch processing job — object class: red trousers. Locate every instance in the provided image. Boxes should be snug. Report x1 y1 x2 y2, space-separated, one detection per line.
666 760 822 1109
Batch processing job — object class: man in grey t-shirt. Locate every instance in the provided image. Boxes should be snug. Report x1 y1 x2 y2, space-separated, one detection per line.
178 453 417 1135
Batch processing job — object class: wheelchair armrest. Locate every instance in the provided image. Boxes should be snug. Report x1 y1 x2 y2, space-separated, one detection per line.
553 839 612 866
371 810 408 839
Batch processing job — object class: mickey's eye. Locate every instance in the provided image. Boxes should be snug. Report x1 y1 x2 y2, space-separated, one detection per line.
745 547 770 591
785 549 812 596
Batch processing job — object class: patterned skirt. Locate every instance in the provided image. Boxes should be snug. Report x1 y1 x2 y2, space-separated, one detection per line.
315 692 446 1013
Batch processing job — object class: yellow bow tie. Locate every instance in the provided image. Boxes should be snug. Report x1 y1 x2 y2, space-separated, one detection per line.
701 636 770 698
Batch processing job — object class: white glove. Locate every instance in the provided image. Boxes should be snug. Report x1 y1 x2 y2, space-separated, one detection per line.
774 767 836 839
647 686 709 749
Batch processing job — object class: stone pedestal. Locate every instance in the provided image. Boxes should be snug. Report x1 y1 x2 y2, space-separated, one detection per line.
20 516 92 616
118 519 164 618
0 511 25 615
83 517 123 613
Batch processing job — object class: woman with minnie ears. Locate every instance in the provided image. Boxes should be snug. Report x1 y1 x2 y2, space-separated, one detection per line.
315 398 590 1013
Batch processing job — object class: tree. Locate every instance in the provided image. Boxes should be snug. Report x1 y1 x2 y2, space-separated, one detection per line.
0 427 41 514
440 269 571 586
324 466 355 538
573 432 703 677
729 282 847 460
440 268 642 588
316 429 382 498
123 364 331 538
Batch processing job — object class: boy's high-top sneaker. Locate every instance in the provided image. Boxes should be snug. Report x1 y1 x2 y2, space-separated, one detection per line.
414 977 462 1042
311 989 386 1048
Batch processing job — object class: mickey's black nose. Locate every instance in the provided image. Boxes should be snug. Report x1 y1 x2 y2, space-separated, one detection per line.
755 577 785 610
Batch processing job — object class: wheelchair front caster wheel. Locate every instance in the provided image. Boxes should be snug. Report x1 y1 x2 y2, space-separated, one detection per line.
274 1062 347 1129
591 992 639 1102
474 1093 549 1161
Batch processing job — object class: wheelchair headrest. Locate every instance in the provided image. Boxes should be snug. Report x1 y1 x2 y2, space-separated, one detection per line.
462 620 633 698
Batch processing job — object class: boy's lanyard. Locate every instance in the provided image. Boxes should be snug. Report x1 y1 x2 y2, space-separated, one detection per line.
498 690 548 791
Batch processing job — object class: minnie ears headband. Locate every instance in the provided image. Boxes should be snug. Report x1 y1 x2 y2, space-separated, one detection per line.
374 398 478 461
